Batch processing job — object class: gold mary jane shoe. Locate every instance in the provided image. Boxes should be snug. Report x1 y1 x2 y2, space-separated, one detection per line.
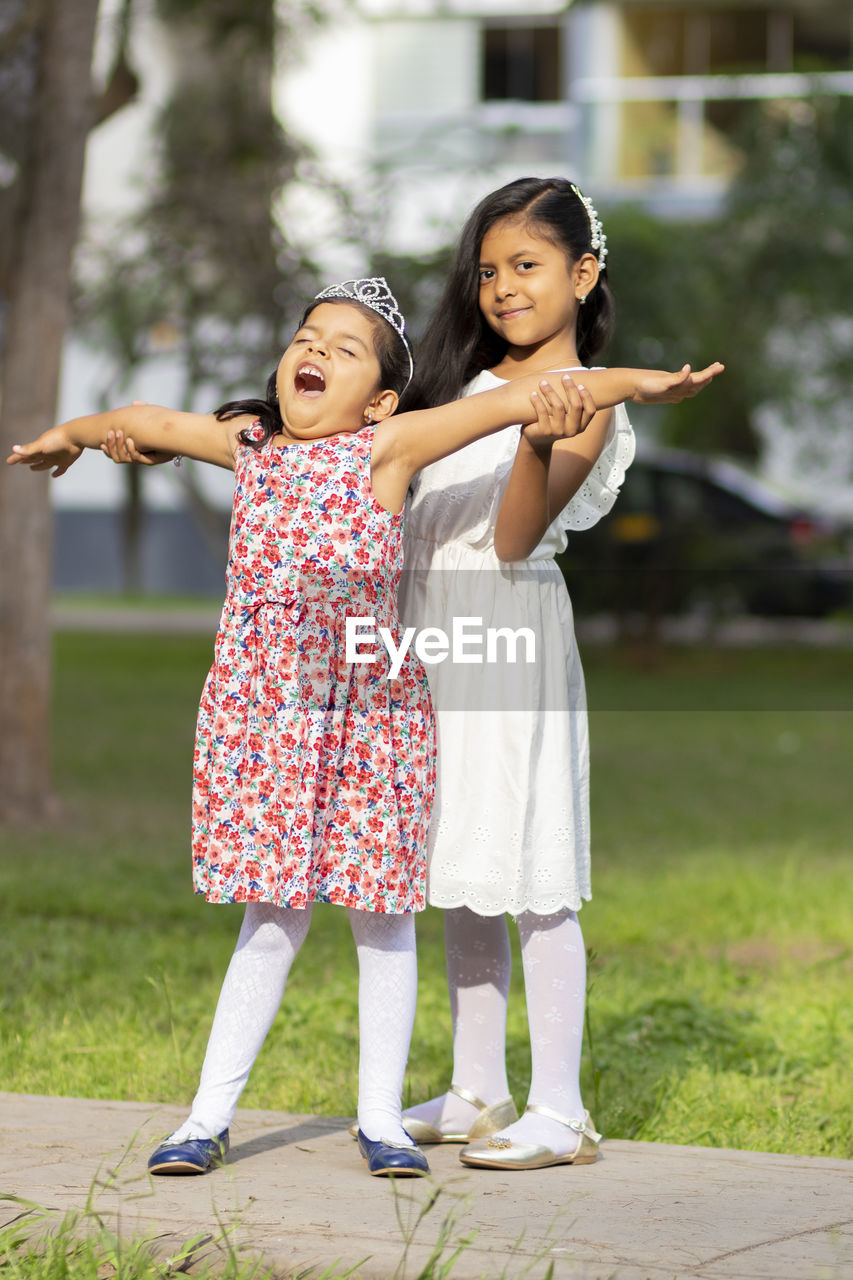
459 1104 601 1170
401 1084 519 1145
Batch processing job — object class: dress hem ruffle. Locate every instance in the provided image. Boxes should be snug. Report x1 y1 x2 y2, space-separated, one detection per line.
426 890 591 916
194 886 424 913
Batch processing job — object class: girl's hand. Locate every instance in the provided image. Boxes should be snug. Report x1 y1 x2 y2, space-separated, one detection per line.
522 375 598 452
632 362 725 404
5 426 82 477
100 428 173 466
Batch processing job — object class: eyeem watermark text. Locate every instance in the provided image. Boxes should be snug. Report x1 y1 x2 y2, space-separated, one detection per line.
346 616 536 679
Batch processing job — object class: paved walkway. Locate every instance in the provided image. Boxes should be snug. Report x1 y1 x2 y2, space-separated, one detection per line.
1 1093 851 1279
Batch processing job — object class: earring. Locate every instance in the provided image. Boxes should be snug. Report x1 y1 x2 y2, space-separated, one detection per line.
365 412 374 425
578 293 587 305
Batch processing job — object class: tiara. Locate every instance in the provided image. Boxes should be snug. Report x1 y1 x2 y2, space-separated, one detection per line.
314 276 414 388
570 185 607 271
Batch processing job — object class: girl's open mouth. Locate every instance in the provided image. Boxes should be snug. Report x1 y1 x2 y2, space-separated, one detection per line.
294 364 326 397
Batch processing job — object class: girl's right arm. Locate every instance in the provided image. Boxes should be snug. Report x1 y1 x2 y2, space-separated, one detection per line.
5 404 248 476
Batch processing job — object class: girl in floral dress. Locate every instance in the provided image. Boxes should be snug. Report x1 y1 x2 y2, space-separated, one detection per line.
10 276 721 1178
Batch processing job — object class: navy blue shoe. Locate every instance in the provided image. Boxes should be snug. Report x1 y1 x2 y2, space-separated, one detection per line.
357 1129 430 1177
147 1129 229 1175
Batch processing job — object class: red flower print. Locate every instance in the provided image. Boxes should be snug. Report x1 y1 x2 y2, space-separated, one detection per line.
190 429 434 915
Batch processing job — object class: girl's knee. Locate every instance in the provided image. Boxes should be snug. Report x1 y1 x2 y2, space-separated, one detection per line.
516 907 579 940
241 900 313 950
348 906 415 950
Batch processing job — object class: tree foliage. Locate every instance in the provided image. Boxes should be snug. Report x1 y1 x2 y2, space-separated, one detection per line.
77 0 323 401
74 0 336 576
602 94 853 471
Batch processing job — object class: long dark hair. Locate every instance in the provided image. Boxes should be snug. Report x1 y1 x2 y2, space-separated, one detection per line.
400 177 614 412
215 297 414 449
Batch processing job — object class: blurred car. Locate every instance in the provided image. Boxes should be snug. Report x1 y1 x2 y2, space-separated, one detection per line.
558 448 853 619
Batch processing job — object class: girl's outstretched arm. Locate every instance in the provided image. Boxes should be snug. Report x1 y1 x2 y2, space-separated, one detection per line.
373 369 596 511
372 362 723 514
5 404 249 476
101 430 176 466
552 362 724 410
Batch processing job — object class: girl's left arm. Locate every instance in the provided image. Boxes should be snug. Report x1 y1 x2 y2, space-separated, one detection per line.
493 408 614 562
493 362 724 561
6 404 246 475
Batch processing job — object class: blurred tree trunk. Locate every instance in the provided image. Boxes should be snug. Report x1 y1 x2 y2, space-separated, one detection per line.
0 0 100 823
122 466 144 594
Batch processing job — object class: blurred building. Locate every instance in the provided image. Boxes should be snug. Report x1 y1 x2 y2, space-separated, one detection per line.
280 0 853 239
54 0 853 593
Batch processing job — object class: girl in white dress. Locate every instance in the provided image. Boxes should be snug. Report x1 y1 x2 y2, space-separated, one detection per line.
398 177 709 1169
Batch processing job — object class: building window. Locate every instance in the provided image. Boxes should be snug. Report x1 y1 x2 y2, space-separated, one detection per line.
703 100 754 177
706 11 769 75
619 101 680 178
481 25 561 102
622 7 687 77
623 6 851 79
623 7 768 76
793 10 852 72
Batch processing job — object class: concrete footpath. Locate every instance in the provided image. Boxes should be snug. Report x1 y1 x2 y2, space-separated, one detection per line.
1 1094 851 1279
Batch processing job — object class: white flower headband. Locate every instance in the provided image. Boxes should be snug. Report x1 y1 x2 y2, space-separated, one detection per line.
571 184 607 271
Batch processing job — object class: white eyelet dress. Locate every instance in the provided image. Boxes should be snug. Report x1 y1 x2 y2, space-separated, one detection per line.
398 369 635 916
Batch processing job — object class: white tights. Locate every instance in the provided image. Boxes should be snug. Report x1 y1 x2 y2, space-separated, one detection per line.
403 905 587 1155
168 902 417 1147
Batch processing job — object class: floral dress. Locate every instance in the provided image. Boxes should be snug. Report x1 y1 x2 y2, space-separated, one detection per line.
191 427 435 913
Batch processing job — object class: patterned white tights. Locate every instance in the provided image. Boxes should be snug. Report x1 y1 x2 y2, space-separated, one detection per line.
404 907 511 1134
351 908 418 1146
403 905 587 1156
501 908 588 1155
167 902 416 1147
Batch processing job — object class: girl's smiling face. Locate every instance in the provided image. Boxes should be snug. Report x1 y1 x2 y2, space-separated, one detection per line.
478 216 598 364
276 302 396 439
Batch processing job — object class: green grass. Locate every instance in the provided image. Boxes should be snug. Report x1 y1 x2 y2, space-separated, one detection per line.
1 633 851 1161
0 1199 277 1280
52 591 221 610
